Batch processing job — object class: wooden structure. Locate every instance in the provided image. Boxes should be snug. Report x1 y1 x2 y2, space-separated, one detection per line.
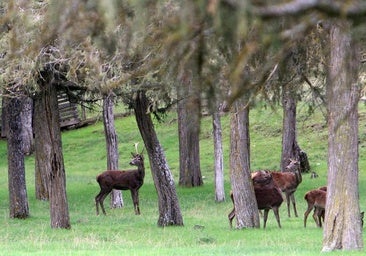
1 93 82 137
57 92 81 128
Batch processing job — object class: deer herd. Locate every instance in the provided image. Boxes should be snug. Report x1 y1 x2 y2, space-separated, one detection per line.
94 147 363 229
228 159 364 229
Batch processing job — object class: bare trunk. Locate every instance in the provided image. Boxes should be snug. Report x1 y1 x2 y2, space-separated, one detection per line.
281 83 300 171
133 90 183 226
177 1 203 187
322 21 363 251
230 98 259 229
177 71 203 187
20 97 34 155
34 70 70 229
212 110 225 202
7 96 29 219
33 93 50 201
1 93 8 138
102 93 124 208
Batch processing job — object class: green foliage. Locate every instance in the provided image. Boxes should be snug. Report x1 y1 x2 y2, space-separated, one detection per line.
0 103 366 255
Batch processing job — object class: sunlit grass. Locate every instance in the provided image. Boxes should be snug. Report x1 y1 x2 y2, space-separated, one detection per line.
0 103 365 255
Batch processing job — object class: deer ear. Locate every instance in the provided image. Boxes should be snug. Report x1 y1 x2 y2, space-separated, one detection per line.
131 152 135 157
141 148 145 155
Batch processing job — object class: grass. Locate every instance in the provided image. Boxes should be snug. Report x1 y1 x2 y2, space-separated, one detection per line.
0 103 365 255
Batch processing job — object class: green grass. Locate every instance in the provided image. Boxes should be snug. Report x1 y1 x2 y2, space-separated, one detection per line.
0 103 365 255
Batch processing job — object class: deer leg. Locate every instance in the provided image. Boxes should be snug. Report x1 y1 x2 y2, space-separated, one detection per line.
318 209 325 223
263 209 269 229
313 207 324 228
317 209 323 228
95 193 100 215
131 190 140 215
285 192 291 217
290 193 298 217
312 208 321 227
95 190 106 215
303 203 314 228
272 207 282 228
228 208 235 229
99 190 111 215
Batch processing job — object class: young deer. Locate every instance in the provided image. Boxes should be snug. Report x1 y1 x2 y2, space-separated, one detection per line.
304 187 326 227
304 186 364 228
228 170 283 229
95 152 145 215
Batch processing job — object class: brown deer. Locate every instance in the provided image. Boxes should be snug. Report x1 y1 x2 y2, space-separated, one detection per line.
304 186 364 228
270 159 302 218
304 187 326 227
95 151 145 215
228 170 283 229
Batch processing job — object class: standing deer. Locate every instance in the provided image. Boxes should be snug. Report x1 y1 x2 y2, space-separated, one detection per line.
304 187 326 227
250 159 302 217
95 151 145 215
228 170 283 229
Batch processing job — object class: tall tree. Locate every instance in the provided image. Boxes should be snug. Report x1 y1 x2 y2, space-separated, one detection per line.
229 97 259 228
323 20 363 251
132 90 183 227
279 42 310 175
102 92 124 209
177 1 203 187
19 97 33 155
7 95 29 219
33 65 70 229
212 107 225 202
33 92 50 201
177 79 203 187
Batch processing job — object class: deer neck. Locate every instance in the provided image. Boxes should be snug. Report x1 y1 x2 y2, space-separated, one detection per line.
137 162 145 178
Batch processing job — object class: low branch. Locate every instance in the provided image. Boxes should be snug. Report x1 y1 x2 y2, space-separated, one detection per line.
253 0 366 23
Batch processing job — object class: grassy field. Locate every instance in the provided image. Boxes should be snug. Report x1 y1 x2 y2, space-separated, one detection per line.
0 102 365 255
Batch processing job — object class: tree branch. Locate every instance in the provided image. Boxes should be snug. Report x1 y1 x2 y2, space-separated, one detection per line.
253 0 366 22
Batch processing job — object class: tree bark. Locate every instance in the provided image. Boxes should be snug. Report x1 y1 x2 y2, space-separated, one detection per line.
20 97 34 155
133 90 183 227
230 98 259 229
7 96 30 219
177 71 203 187
103 93 124 209
280 82 301 171
1 94 8 138
34 93 50 201
34 71 70 229
212 110 225 202
322 21 363 251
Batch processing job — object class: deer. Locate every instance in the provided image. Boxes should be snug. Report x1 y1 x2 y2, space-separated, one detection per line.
304 187 326 227
266 158 302 218
95 149 145 216
228 170 283 229
304 186 364 228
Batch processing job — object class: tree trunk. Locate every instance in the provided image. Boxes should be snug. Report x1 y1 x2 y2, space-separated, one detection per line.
103 93 124 209
280 83 301 170
177 71 203 187
212 110 225 202
20 97 34 155
322 21 363 251
279 43 310 173
1 94 8 138
34 94 50 201
34 71 70 229
133 90 183 227
230 98 259 229
7 96 29 219
177 1 203 187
